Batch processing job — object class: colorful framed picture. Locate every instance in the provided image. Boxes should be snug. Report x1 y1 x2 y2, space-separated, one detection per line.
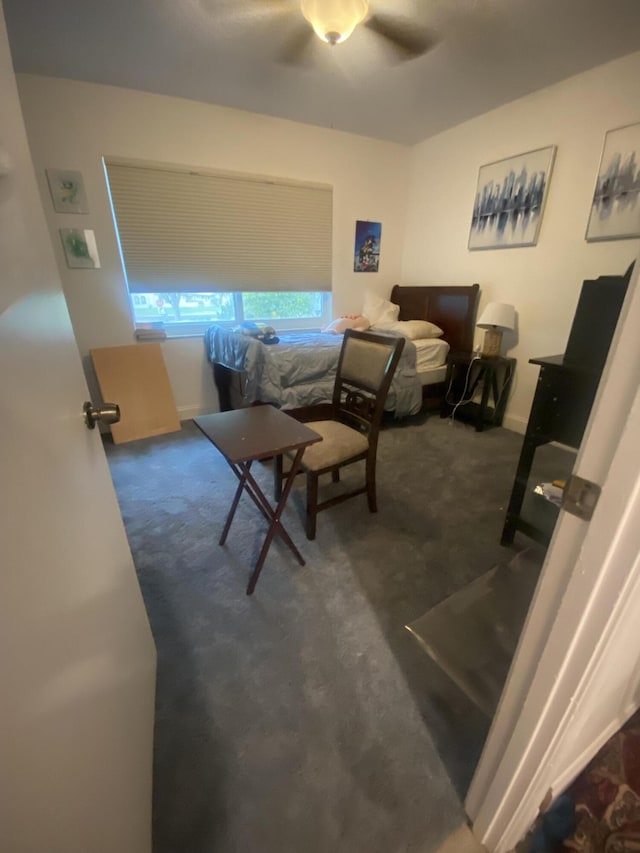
354 220 381 272
60 228 101 269
468 145 556 250
46 169 89 214
585 122 640 242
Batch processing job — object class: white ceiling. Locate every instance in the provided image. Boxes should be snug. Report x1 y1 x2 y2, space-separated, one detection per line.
4 0 640 145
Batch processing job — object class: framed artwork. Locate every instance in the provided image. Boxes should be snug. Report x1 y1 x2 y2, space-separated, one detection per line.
468 145 556 250
60 228 101 269
354 220 381 272
46 168 89 214
585 122 640 242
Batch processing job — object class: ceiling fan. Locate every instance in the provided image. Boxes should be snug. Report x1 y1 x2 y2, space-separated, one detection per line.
275 0 437 64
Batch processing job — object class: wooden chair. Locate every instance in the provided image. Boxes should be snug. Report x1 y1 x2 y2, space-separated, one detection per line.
275 329 405 540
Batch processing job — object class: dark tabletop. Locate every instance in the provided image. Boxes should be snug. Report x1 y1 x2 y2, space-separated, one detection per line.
194 406 322 464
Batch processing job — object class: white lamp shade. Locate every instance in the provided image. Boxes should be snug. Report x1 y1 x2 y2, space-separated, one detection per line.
477 302 515 331
301 0 369 44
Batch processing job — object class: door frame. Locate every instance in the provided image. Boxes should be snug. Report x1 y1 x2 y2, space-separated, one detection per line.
467 256 640 852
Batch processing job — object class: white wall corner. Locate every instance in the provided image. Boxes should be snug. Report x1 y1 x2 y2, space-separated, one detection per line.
501 413 527 435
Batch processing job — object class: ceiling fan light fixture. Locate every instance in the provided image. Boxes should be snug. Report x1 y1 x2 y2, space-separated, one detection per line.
301 0 369 45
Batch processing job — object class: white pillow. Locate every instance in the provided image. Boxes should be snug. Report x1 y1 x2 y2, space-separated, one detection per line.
362 291 400 327
322 315 371 334
379 319 444 340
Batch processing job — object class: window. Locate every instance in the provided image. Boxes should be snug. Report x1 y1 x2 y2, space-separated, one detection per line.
104 159 333 335
129 291 330 333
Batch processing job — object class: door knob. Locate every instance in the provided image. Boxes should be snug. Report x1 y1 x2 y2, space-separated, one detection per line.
83 401 121 430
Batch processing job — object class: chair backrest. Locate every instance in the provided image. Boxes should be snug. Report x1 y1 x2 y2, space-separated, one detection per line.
333 329 405 435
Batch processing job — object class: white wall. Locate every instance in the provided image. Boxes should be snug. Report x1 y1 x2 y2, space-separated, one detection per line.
16 75 411 418
402 51 640 431
16 54 640 427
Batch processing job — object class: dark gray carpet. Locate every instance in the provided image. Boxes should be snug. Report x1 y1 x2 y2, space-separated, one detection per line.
104 411 542 853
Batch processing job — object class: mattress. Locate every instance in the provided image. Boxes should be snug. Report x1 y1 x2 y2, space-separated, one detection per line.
417 364 448 386
414 338 450 373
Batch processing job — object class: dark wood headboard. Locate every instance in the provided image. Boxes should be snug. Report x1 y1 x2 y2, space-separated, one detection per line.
390 283 480 354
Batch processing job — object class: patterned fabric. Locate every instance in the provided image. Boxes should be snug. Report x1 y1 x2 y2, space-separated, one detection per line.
291 420 368 471
561 710 640 853
205 325 423 415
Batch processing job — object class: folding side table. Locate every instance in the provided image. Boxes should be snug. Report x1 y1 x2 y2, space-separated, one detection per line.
194 407 322 595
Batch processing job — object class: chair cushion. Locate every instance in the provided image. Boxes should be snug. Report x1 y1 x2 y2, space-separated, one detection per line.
298 420 369 471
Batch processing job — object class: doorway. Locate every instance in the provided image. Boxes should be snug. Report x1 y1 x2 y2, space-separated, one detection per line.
467 255 640 852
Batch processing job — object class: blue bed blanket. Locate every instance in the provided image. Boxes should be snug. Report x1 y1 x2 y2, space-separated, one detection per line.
205 326 423 417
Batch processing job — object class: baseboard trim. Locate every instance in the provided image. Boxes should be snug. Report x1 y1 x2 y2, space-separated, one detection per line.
179 401 529 435
502 413 527 435
177 403 218 421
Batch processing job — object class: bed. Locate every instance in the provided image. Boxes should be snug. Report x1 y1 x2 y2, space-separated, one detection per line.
206 283 480 419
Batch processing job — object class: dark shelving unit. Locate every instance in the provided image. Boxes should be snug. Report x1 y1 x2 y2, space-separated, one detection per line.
501 267 632 548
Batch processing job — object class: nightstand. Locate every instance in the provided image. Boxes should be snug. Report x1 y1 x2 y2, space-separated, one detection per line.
440 352 516 431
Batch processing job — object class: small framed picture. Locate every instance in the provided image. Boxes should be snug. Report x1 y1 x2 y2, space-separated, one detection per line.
46 168 89 214
60 228 101 268
585 122 640 242
354 220 381 272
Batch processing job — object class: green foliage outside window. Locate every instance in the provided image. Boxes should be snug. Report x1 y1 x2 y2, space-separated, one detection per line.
243 292 322 320
132 292 234 323
130 291 325 325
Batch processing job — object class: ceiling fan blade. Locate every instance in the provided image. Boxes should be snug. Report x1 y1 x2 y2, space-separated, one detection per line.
364 14 437 59
276 23 315 66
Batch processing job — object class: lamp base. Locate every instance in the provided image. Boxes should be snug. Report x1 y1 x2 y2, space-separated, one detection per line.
481 328 503 357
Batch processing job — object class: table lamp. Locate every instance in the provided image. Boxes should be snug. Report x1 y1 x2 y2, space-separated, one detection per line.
477 302 515 357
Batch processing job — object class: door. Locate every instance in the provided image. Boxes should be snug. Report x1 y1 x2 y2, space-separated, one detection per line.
467 255 640 852
0 8 156 853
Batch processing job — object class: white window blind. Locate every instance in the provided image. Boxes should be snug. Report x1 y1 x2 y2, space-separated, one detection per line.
104 160 333 293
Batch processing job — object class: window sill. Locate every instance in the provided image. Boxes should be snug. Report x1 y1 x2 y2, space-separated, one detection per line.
135 323 325 341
